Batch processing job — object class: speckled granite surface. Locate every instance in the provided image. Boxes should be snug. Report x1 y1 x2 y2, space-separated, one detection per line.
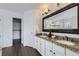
36 35 79 54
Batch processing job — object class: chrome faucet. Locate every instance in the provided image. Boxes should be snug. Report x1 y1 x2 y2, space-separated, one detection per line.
64 36 68 41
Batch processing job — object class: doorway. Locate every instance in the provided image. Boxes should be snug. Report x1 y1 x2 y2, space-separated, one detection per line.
13 18 21 46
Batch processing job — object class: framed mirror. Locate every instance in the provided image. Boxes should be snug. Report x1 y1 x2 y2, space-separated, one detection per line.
42 3 79 34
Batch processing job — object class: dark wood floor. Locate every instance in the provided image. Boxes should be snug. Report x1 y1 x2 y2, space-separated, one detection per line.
2 39 41 56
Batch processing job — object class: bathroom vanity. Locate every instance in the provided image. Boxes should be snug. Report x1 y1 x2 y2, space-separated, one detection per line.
34 3 79 56
35 34 79 56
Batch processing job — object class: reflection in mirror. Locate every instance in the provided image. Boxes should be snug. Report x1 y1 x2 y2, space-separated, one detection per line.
44 6 78 29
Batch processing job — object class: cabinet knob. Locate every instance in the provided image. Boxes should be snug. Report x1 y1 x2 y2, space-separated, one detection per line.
53 52 56 54
50 50 52 52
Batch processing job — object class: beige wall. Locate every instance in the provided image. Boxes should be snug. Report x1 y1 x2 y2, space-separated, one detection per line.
36 3 70 32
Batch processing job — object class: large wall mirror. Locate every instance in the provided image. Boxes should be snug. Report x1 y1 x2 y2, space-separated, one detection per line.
42 3 79 34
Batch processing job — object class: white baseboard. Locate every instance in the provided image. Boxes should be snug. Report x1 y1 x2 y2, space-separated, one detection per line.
2 44 12 48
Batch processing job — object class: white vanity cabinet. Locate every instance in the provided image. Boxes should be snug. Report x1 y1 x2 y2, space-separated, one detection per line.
66 48 79 56
53 43 65 56
40 38 46 56
35 36 79 56
35 37 65 56
45 40 53 56
35 37 46 56
35 37 41 53
45 40 65 56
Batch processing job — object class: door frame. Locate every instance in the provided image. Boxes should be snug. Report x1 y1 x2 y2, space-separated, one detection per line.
12 18 22 44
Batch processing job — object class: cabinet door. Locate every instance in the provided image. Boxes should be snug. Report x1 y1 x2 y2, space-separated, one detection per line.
40 39 45 56
37 38 41 53
35 37 38 49
66 48 79 56
45 40 53 56
45 48 53 56
35 37 41 53
53 43 65 56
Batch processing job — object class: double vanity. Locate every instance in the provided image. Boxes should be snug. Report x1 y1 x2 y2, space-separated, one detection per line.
35 33 79 56
34 3 79 56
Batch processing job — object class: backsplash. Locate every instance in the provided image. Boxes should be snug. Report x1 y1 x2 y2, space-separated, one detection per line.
56 35 79 43
42 32 79 38
38 32 79 43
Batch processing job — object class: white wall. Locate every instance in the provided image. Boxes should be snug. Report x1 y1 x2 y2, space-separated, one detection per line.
0 3 79 48
0 9 22 48
22 9 36 48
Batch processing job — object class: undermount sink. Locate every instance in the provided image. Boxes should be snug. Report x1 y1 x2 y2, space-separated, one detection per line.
40 35 56 38
56 40 75 46
40 35 47 38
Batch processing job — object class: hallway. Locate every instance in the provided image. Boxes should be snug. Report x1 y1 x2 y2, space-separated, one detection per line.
2 40 41 56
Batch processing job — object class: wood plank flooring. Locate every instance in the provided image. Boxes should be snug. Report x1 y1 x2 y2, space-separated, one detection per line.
2 39 41 56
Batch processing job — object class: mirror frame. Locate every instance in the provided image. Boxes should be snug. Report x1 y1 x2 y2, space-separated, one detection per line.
42 3 79 34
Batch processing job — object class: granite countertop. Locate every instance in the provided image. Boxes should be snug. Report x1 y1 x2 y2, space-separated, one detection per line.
36 34 79 54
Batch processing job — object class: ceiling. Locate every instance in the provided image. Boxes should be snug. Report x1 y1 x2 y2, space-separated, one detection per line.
0 3 40 13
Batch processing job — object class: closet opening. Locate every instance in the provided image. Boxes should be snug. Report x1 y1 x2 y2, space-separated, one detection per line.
13 18 21 46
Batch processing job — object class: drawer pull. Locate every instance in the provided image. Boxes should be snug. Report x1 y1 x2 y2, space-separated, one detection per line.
53 52 56 54
50 50 52 52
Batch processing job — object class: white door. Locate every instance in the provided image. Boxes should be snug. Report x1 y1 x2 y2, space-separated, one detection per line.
23 10 36 48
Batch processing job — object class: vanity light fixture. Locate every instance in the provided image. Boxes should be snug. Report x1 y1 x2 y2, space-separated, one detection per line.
57 3 60 6
42 9 50 15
